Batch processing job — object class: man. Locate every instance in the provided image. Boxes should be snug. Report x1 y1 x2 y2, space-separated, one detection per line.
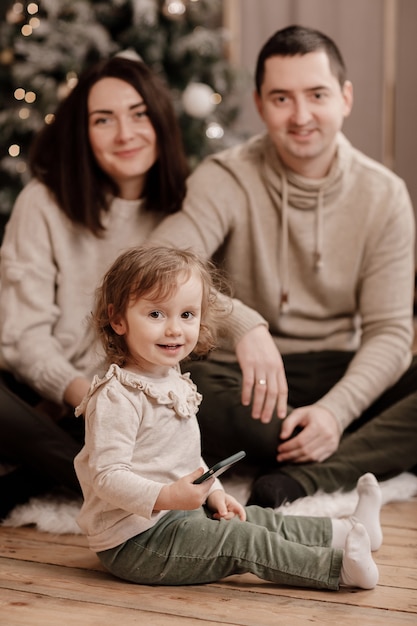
151 25 417 505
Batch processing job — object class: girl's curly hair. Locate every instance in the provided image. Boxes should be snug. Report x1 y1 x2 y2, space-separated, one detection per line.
93 246 232 367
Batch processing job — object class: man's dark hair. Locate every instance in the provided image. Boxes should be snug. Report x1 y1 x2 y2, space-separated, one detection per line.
255 25 347 93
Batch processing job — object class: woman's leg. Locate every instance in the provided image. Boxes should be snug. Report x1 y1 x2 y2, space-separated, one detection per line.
0 379 83 518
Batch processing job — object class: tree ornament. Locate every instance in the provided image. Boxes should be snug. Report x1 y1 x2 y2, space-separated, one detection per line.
182 82 216 118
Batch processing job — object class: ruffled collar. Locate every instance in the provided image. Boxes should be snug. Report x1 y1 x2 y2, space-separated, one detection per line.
76 363 202 420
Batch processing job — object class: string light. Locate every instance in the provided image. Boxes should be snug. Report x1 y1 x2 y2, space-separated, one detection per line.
8 145 20 158
24 91 36 103
66 71 78 90
206 122 224 139
18 107 30 119
14 88 25 100
29 17 40 29
8 2 41 120
27 2 39 14
21 24 32 36
162 0 186 19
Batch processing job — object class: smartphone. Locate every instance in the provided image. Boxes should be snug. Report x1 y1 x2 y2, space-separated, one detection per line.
193 451 246 484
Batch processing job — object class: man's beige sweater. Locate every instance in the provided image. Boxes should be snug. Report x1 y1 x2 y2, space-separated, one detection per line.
151 133 416 430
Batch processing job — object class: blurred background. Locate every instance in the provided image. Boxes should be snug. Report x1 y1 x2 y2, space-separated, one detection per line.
1 0 416 258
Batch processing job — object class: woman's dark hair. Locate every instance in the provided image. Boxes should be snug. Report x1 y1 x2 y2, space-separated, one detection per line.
255 25 347 94
29 57 190 235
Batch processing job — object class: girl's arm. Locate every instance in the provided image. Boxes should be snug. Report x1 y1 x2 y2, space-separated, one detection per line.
154 469 214 511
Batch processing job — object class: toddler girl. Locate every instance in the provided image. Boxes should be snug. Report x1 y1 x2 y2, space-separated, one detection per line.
74 246 382 590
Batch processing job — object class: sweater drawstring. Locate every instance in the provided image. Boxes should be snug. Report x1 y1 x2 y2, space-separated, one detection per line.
279 174 290 313
314 187 324 270
279 176 324 313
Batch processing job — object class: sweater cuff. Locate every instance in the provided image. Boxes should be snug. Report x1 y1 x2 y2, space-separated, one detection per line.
33 360 86 406
316 397 356 433
228 299 269 346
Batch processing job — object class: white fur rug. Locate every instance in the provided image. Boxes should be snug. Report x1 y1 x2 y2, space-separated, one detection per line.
224 471 417 517
2 472 417 535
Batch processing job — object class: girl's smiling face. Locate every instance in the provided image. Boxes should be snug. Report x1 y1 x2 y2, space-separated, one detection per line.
110 271 203 377
88 77 158 200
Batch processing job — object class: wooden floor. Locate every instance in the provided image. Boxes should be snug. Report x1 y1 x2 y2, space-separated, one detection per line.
0 498 416 625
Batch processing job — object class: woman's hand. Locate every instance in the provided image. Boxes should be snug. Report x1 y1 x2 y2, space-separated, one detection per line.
208 489 246 521
154 469 215 511
63 377 91 408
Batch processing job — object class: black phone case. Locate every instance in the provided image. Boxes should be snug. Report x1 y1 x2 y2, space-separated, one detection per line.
193 451 246 484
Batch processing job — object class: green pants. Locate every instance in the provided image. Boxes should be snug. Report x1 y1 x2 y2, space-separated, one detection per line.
185 352 417 494
98 506 341 589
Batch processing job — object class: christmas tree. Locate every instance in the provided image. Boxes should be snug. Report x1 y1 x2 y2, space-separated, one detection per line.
0 0 245 239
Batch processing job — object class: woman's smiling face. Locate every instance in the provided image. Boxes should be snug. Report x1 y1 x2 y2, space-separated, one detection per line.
88 77 158 200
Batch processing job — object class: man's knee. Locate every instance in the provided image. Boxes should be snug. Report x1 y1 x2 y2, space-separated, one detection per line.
184 360 281 464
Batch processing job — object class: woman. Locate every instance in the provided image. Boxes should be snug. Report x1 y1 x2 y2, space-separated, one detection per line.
0 55 189 519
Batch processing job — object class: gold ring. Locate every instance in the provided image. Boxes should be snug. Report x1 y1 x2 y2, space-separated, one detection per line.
257 379 267 386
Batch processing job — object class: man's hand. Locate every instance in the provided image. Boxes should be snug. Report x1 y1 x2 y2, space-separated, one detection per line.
277 405 341 463
235 325 288 423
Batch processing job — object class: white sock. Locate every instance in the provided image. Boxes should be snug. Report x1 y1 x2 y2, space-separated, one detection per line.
340 523 379 589
331 473 382 551
353 473 383 550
